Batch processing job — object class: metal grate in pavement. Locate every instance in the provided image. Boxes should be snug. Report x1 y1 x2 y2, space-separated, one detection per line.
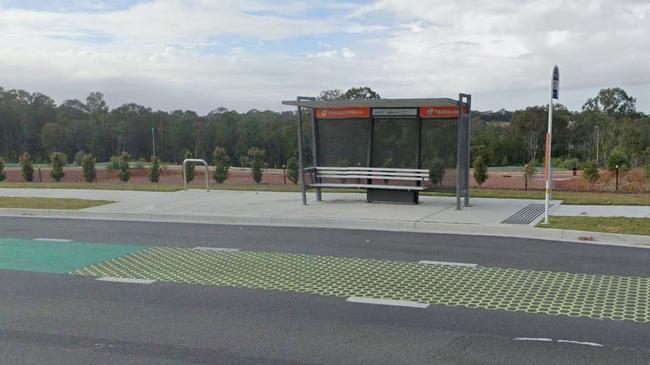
501 203 552 225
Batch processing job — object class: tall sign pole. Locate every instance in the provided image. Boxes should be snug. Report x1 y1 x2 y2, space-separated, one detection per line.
151 127 156 159
544 65 559 224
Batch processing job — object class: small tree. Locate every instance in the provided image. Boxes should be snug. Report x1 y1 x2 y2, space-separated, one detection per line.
0 157 5 182
244 147 265 183
81 154 96 183
425 158 445 186
472 155 488 187
50 152 66 182
607 148 630 172
118 151 130 183
212 146 230 183
107 155 120 170
149 156 161 183
582 160 600 183
19 152 34 182
381 158 393 183
183 150 195 183
286 157 299 184
74 150 86 166
524 162 536 190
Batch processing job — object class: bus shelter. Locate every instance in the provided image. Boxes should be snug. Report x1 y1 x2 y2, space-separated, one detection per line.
281 95 471 208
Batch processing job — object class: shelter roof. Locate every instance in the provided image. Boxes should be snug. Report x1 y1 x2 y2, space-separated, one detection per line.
281 98 462 108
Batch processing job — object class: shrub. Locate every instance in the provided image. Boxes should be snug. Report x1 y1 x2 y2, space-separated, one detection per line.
561 158 581 170
286 157 299 184
74 150 86 166
582 160 600 183
524 162 536 190
149 156 161 183
607 148 630 172
243 147 265 183
19 152 34 182
0 157 5 181
118 151 130 183
49 152 66 182
183 150 195 183
81 154 96 183
425 158 445 186
212 146 230 183
472 155 488 187
107 155 120 170
380 158 394 183
135 158 146 169
644 163 650 181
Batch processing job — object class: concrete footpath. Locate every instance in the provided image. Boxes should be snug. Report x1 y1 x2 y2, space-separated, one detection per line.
0 188 648 248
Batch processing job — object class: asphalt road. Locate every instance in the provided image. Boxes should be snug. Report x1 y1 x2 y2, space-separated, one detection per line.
1 216 649 364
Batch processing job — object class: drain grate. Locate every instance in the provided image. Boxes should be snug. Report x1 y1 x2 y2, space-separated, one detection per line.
501 203 552 225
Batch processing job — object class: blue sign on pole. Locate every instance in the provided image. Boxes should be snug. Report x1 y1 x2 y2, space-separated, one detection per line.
552 66 560 99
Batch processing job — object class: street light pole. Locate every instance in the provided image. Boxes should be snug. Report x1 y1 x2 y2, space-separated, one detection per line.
152 127 156 159
595 125 599 166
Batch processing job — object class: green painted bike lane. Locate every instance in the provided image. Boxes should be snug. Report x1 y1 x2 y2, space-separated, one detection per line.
1 238 649 323
0 238 145 274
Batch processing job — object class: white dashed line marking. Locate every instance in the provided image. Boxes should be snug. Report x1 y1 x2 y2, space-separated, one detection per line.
33 238 73 242
557 339 603 347
418 260 477 268
193 247 240 252
346 297 429 308
96 277 157 284
514 338 604 347
514 337 553 342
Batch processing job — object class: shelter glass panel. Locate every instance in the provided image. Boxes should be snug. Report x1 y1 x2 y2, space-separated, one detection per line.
316 118 370 167
371 117 419 168
421 118 457 190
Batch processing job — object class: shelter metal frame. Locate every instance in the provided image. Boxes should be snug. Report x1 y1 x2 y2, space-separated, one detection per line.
282 96 471 208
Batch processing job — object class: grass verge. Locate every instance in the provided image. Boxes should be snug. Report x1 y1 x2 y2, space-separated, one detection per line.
0 197 112 210
424 190 650 206
538 216 650 236
0 182 183 192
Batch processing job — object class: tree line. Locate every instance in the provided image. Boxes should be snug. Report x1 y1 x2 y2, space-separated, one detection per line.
472 87 649 169
0 86 648 170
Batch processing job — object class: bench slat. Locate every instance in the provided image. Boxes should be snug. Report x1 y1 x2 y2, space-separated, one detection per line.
310 183 425 191
317 174 427 181
316 171 428 177
316 166 428 173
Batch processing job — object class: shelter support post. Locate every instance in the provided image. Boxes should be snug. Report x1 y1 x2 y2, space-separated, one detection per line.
456 99 463 210
296 99 307 205
461 94 471 207
309 99 321 201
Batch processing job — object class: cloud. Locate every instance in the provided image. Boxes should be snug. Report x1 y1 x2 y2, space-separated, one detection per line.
0 0 648 113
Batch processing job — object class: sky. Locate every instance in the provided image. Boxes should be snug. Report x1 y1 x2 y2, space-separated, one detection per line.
0 0 649 114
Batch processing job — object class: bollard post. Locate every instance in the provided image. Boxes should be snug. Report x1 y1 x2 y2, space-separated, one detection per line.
615 165 619 192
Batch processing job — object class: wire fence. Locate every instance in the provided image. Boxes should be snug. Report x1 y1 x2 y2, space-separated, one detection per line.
469 167 650 193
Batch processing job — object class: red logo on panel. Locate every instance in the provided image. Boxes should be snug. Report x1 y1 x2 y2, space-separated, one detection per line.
419 106 468 119
315 107 370 119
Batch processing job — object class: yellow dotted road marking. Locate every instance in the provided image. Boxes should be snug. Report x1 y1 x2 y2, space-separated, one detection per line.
71 248 650 323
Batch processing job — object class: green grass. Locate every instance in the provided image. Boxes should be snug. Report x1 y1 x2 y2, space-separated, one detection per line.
424 190 650 206
0 197 112 210
538 216 650 236
0 182 183 192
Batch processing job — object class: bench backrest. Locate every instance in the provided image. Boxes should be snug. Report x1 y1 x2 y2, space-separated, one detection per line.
315 166 429 182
